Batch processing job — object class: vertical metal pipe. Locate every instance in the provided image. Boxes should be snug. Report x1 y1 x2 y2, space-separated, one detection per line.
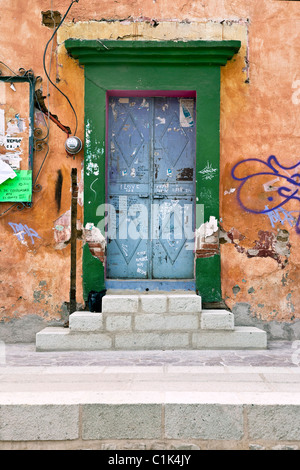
70 167 78 315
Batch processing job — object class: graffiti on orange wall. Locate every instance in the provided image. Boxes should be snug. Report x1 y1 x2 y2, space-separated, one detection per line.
8 222 41 245
265 206 300 230
231 155 300 233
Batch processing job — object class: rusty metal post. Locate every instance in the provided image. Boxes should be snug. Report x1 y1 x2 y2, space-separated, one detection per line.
70 167 78 315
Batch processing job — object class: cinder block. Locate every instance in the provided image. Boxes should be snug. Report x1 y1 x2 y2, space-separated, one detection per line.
0 404 79 441
201 310 234 330
115 332 190 350
69 312 103 332
102 295 139 313
134 313 199 331
140 295 167 313
168 295 201 313
192 327 267 349
247 405 300 440
165 404 243 440
36 327 112 351
105 314 132 331
82 404 162 440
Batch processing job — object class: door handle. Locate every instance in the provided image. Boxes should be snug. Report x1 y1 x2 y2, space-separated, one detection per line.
153 195 164 199
138 194 149 198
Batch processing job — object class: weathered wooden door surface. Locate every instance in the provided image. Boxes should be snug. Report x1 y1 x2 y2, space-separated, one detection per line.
107 96 195 280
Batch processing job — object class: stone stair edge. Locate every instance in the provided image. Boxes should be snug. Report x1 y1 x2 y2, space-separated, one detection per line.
36 326 267 351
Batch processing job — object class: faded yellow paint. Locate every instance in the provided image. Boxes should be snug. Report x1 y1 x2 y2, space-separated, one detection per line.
0 0 299 336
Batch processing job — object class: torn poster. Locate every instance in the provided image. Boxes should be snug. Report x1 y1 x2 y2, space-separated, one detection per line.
0 82 6 105
179 99 194 127
6 119 22 134
0 152 22 170
0 109 4 137
0 160 17 184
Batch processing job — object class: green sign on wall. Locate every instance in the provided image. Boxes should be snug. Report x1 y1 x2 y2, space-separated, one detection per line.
0 170 32 202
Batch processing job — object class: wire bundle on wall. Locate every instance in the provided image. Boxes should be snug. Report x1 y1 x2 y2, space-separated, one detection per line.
0 0 80 217
43 0 79 137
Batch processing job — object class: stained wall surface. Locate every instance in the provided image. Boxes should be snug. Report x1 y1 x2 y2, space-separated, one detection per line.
0 0 299 341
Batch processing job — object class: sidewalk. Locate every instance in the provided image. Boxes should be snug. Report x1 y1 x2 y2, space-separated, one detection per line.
0 341 300 450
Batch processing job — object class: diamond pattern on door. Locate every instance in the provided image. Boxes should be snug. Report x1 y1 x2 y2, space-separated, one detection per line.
156 200 188 265
114 113 145 168
107 96 195 280
160 113 189 167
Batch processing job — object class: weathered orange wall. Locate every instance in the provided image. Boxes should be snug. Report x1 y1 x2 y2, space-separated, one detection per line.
0 0 299 340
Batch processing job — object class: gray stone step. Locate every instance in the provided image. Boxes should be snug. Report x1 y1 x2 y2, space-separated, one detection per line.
201 310 234 330
36 327 112 351
36 325 267 351
69 312 103 332
69 310 202 333
192 327 267 349
69 308 234 334
102 293 202 314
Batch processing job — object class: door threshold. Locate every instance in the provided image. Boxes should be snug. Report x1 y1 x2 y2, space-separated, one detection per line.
105 279 196 293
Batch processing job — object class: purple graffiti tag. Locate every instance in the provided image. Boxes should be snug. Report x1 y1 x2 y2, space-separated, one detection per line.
231 155 300 233
265 205 300 229
8 222 41 245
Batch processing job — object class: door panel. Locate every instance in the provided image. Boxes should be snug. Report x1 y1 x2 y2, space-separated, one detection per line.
152 97 195 278
107 97 151 279
107 96 195 280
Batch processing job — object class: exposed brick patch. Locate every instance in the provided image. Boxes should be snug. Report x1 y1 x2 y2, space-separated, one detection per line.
41 10 62 28
196 243 219 258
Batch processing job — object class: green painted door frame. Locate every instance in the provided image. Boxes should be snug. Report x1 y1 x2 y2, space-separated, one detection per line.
65 39 241 302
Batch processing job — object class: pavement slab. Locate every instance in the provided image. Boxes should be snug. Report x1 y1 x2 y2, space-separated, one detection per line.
0 341 299 450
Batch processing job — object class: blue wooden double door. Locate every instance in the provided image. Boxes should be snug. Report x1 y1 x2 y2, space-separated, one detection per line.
107 96 196 280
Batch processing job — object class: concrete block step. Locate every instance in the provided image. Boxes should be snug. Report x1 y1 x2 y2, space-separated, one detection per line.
69 312 103 332
201 310 234 331
69 309 234 334
69 311 202 333
192 327 267 350
36 327 112 351
102 293 202 314
36 325 267 351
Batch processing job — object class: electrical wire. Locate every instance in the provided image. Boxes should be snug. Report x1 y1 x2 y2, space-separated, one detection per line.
0 61 18 76
47 3 55 131
43 0 79 136
32 95 50 190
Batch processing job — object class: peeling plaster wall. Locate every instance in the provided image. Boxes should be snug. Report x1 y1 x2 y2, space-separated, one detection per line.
0 0 299 340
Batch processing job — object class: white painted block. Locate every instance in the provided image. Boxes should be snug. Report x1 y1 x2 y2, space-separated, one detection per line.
36 327 112 351
201 310 234 330
105 314 132 331
102 295 139 313
140 295 167 313
115 332 190 350
69 312 103 332
134 313 199 331
192 327 267 349
168 294 202 313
